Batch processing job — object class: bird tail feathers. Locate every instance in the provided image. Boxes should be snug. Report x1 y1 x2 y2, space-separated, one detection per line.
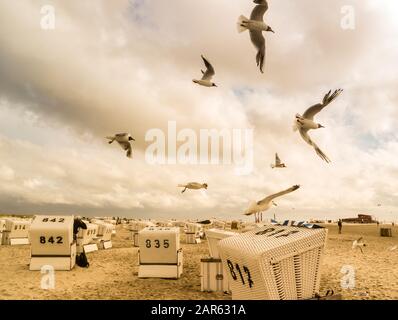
237 15 249 33
178 184 185 187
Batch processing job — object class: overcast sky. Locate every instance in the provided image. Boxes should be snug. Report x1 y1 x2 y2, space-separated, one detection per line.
0 0 397 221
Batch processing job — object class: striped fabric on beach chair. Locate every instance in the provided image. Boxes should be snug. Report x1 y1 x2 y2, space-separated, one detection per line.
271 219 323 229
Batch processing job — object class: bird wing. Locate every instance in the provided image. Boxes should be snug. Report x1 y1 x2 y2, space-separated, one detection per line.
253 0 269 5
187 182 202 188
299 128 331 163
244 201 259 215
126 147 132 158
117 141 132 157
115 133 128 138
117 141 130 151
201 55 215 80
250 30 265 73
303 89 343 120
257 185 300 206
250 3 268 21
275 153 281 166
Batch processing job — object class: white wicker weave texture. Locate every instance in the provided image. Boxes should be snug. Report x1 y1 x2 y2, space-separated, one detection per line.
218 224 328 300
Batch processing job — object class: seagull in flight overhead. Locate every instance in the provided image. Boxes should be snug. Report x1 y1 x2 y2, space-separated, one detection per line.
294 89 343 163
271 153 286 169
106 133 135 158
237 0 275 73
178 182 208 194
193 55 217 87
244 185 300 223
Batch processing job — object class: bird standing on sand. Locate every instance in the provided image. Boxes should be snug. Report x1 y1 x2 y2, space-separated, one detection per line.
244 185 300 223
271 153 286 169
106 133 135 158
193 55 217 87
294 89 343 163
352 237 366 254
178 182 208 194
237 0 275 73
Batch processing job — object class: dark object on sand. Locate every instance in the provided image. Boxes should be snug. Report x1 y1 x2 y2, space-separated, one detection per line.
76 251 90 268
310 290 342 300
380 228 392 237
198 220 212 225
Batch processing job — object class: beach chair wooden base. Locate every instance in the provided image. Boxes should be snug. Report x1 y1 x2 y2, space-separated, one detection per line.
29 243 77 271
83 243 98 253
101 240 112 249
200 258 230 293
138 250 183 279
10 238 30 245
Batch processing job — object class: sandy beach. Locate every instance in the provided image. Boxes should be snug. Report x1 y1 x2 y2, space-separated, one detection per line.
0 223 397 300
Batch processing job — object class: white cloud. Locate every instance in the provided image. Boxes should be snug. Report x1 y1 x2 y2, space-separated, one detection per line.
0 0 397 221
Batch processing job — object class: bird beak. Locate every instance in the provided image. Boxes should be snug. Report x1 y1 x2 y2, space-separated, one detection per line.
319 125 325 128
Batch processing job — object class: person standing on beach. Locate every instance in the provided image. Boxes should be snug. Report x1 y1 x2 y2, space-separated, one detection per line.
338 219 343 234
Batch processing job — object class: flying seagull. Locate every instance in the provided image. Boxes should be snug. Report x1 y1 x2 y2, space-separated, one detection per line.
106 133 135 158
178 182 208 194
352 237 366 254
244 185 300 223
294 89 343 163
237 0 275 73
271 153 286 169
193 55 217 87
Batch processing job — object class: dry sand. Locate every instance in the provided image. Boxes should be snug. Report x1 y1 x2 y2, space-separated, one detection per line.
0 223 397 300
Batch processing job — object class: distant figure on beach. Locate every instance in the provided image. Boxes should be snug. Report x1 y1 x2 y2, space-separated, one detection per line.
338 219 342 234
377 221 380 227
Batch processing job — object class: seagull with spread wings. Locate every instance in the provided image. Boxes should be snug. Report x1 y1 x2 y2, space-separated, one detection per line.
271 153 286 169
294 89 343 163
237 0 275 73
178 182 208 194
244 185 300 223
193 55 217 87
106 133 135 158
352 237 366 254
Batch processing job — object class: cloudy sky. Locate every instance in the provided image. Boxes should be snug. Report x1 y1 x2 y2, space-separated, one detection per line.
0 0 397 221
